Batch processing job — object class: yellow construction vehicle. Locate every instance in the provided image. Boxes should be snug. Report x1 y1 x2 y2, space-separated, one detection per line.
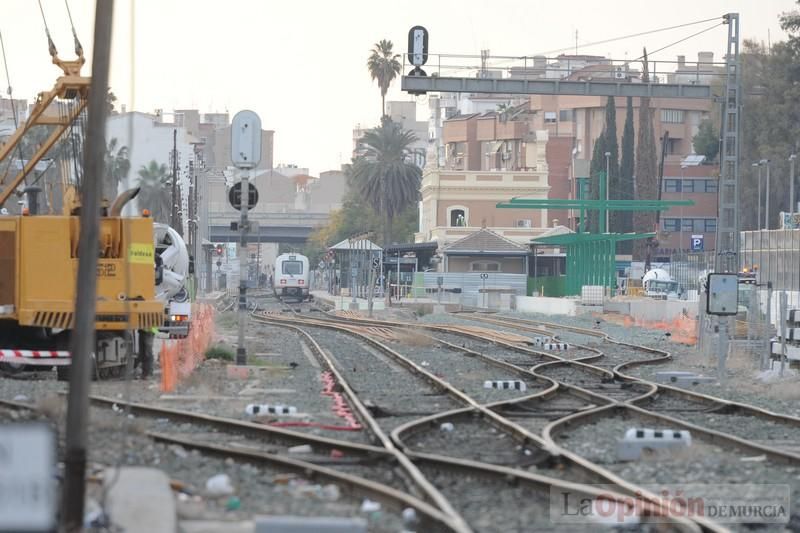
0 42 163 378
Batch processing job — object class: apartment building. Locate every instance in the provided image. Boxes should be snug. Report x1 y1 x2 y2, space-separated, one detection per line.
416 105 551 246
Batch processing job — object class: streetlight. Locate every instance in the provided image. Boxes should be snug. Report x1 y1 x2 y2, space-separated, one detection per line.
760 159 770 229
604 151 611 233
752 161 763 230
680 163 687 252
789 154 797 218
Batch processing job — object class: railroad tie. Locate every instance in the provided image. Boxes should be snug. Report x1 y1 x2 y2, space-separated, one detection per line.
483 379 527 392
245 404 297 416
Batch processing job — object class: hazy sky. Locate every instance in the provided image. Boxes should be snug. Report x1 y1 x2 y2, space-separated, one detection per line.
3 0 797 175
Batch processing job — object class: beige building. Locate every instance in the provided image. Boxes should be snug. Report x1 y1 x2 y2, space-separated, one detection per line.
416 117 550 246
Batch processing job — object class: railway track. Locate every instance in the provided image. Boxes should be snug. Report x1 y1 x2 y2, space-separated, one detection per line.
254 309 724 531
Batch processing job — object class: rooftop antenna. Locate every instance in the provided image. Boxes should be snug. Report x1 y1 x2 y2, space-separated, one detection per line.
575 29 578 55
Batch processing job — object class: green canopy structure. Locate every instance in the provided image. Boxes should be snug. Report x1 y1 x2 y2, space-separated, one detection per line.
497 171 695 295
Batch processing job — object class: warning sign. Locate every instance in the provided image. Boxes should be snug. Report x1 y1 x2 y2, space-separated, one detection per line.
128 243 155 264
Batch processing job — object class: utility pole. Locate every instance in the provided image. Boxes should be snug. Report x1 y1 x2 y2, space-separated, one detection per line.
61 1 114 530
764 159 771 229
790 154 797 218
171 128 178 229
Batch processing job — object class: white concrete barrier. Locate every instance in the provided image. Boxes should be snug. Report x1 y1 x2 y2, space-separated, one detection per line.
513 296 577 316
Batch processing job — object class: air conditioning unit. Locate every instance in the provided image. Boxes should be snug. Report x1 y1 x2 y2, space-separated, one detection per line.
516 219 532 228
501 152 512 160
614 66 626 80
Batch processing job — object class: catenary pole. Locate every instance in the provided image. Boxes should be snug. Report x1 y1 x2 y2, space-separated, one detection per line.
61 0 114 529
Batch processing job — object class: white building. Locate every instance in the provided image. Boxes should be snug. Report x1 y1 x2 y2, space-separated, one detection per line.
106 112 196 216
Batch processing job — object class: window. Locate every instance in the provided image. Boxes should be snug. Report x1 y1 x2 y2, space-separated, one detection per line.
470 261 501 272
663 218 680 232
704 179 718 193
681 219 695 232
704 219 717 232
448 206 468 227
559 109 574 122
282 260 303 275
544 111 557 123
661 109 684 123
664 179 681 193
681 179 696 193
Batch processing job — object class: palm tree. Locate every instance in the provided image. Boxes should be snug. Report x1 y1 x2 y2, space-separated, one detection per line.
136 160 170 223
351 119 421 244
103 137 130 202
367 40 401 118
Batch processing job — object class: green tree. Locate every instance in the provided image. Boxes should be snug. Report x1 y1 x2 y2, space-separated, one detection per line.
103 137 130 202
633 50 659 261
603 96 622 234
367 40 401 118
136 160 170 222
350 119 421 245
620 96 635 238
106 88 118 115
692 119 719 162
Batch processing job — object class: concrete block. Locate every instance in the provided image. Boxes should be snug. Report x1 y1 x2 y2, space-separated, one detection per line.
542 342 569 351
181 521 254 533
255 516 366 533
483 379 527 391
617 428 691 461
655 371 698 384
245 404 297 415
105 467 176 533
671 375 715 386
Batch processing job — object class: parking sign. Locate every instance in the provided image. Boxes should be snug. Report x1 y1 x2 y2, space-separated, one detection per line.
691 234 704 251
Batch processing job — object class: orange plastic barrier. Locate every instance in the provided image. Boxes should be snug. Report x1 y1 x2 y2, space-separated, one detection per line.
606 312 698 345
160 303 215 392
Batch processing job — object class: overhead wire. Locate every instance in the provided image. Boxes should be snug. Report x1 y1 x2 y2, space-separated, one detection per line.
629 22 725 63
478 16 726 74
531 16 724 57
0 29 26 187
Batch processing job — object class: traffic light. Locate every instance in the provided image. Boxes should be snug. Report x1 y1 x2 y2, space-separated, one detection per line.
215 244 224 256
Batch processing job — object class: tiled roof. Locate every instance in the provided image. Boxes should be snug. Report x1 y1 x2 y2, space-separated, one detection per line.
444 229 528 254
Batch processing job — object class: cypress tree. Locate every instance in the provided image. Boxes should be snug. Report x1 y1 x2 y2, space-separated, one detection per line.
604 97 621 234
587 134 607 234
633 51 659 261
619 96 636 251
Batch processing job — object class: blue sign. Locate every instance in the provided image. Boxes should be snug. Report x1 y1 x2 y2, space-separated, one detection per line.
691 234 704 251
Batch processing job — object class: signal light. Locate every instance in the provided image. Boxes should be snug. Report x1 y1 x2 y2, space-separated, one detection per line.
142 209 151 218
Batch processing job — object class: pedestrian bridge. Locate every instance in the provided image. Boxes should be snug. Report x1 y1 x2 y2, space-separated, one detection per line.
207 212 329 244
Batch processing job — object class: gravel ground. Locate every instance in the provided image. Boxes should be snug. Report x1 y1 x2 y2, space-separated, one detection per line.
383 334 546 403
1 404 406 532
420 314 589 361
295 324 462 435
485 310 800 419
559 410 800 532
403 416 541 467
417 463 621 533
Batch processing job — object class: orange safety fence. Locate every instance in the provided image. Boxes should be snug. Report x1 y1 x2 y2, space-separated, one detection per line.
603 312 698 346
160 303 215 392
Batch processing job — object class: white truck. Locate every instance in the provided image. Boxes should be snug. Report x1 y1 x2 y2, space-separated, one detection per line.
154 223 192 338
642 268 680 300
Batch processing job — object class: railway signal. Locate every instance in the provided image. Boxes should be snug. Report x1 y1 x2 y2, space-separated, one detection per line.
231 110 262 366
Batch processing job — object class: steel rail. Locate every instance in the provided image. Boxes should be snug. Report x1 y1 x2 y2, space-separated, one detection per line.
249 314 473 533
258 311 724 531
146 431 459 533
